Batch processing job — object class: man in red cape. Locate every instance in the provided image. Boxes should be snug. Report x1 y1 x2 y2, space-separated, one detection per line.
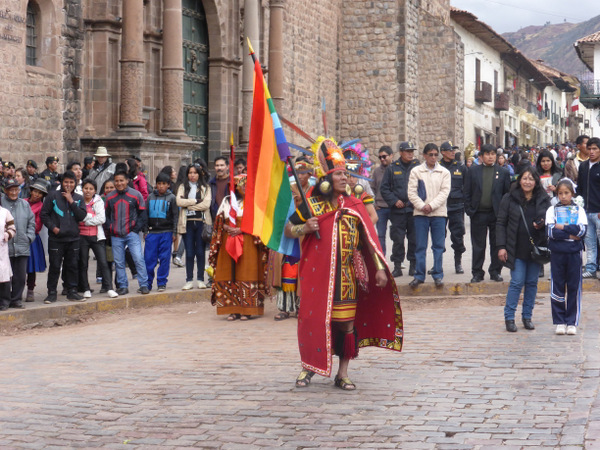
285 137 403 390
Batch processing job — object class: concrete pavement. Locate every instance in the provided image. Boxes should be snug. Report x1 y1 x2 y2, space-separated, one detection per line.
1 294 600 448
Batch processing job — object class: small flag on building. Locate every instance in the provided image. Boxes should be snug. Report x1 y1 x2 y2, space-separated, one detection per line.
572 96 580 113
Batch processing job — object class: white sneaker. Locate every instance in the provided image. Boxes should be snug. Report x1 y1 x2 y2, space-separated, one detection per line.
555 324 566 335
197 280 207 289
566 325 577 335
182 281 194 290
107 290 118 298
173 257 184 267
83 290 92 298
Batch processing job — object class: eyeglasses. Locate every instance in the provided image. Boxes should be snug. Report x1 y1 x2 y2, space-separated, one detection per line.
378 155 389 160
426 153 439 157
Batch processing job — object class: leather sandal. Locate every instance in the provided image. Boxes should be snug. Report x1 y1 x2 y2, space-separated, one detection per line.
334 375 356 391
295 369 315 387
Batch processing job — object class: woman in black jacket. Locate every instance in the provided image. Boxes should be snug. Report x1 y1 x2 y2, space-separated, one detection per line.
496 166 551 332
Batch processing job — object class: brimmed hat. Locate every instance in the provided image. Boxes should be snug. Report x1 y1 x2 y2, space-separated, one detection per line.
45 156 59 165
29 179 48 195
26 159 38 169
399 141 416 151
440 141 459 151
3 179 19 190
94 146 111 157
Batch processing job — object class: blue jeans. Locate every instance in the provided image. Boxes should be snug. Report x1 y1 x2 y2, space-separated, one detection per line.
376 207 391 256
414 216 446 281
112 233 148 289
183 221 206 282
504 258 540 320
584 213 600 273
144 232 173 289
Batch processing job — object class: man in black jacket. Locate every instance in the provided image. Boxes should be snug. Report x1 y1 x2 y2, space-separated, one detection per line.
40 170 87 303
380 141 420 277
576 136 600 278
464 144 510 282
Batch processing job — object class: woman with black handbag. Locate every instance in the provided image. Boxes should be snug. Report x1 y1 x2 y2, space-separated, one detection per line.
496 166 551 332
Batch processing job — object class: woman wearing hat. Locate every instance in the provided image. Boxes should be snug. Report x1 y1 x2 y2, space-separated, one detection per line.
284 137 403 391
25 180 48 302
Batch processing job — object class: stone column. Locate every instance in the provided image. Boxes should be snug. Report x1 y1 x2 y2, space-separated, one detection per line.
268 0 284 112
161 0 187 137
241 0 260 145
118 0 146 133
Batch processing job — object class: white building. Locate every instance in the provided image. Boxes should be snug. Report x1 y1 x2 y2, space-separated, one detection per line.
574 31 600 138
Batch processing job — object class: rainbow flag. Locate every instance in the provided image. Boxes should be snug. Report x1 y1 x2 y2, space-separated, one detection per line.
241 40 299 257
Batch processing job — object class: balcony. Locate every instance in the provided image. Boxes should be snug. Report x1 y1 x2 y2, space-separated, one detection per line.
580 79 600 108
494 92 509 111
475 81 492 103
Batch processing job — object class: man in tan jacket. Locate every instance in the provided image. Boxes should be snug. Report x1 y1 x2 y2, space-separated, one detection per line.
407 143 451 288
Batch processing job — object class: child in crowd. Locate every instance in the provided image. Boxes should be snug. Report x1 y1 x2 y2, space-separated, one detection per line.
78 179 118 299
546 179 587 336
145 173 179 291
25 180 48 302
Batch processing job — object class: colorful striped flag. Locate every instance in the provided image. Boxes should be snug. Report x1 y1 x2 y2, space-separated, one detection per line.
241 39 299 257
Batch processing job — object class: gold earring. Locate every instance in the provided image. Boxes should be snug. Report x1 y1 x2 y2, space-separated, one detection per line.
319 180 331 194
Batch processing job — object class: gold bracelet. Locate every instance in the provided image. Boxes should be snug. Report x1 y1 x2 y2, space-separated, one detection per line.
372 252 385 271
291 224 306 238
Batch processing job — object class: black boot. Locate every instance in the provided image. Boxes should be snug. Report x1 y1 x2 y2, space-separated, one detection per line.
505 320 517 332
539 266 544 278
408 262 415 276
455 257 464 274
522 318 535 330
391 266 403 277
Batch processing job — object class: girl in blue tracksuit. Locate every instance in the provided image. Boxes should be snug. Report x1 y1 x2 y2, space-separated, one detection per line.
545 179 587 335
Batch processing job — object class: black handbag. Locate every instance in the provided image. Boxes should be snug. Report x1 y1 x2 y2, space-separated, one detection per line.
518 205 551 265
201 223 213 243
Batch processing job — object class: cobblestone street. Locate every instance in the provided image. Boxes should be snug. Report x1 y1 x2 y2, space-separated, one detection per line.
1 293 600 449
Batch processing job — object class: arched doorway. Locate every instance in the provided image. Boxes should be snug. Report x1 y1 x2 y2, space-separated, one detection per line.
182 0 209 162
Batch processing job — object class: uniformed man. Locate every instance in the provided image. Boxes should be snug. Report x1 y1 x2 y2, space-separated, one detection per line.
439 141 467 274
380 141 420 277
40 156 61 188
26 160 39 183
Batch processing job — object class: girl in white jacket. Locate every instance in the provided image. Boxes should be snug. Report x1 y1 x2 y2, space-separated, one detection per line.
78 179 118 299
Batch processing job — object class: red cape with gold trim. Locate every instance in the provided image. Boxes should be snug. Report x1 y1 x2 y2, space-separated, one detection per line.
297 194 403 377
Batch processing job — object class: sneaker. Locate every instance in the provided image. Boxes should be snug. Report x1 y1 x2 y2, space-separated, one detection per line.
137 286 150 295
197 280 207 289
99 288 108 294
96 277 103 284
67 292 85 302
566 325 577 335
107 290 119 298
582 271 595 279
182 281 194 290
555 324 566 335
116 287 129 296
44 293 57 304
157 285 166 292
83 290 92 299
173 257 184 267
25 290 35 302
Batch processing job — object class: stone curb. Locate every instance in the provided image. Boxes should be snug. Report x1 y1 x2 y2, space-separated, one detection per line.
0 289 212 331
2 279 599 331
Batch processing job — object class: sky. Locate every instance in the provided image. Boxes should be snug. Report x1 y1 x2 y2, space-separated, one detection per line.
450 0 598 34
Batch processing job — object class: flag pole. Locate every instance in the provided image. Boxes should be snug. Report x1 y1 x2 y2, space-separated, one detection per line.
247 37 319 240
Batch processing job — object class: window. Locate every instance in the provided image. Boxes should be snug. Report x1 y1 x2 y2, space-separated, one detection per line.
494 70 498 97
26 2 38 66
475 58 481 89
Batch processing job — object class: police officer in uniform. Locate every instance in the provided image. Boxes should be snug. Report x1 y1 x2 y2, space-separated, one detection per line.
439 141 467 274
380 141 420 277
26 160 39 183
40 156 61 188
